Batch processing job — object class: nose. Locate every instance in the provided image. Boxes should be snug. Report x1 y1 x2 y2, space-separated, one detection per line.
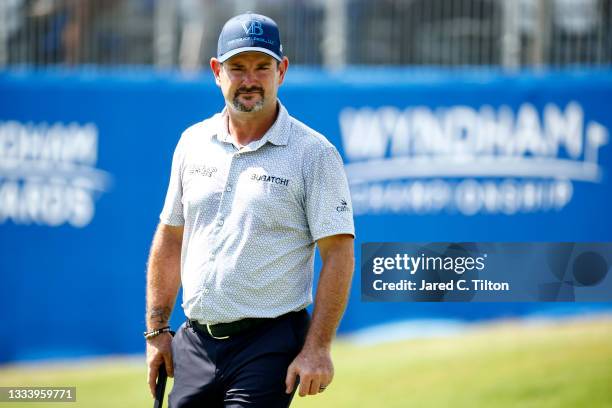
241 70 258 87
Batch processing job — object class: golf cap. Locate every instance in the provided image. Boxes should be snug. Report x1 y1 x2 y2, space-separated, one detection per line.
217 12 283 63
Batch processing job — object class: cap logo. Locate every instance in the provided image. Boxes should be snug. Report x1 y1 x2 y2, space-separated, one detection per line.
241 20 264 36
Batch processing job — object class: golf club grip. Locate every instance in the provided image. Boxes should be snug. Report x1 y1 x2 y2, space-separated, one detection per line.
153 363 168 408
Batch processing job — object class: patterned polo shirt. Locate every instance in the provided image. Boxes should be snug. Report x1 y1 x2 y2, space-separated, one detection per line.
160 101 355 324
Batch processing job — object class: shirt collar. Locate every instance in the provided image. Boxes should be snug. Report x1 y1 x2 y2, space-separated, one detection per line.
215 100 290 148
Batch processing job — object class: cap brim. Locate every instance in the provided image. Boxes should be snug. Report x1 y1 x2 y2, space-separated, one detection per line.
218 47 282 63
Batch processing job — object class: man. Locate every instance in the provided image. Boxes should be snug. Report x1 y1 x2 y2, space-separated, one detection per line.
145 12 355 408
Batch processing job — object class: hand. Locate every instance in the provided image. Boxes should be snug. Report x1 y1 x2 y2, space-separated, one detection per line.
285 345 334 397
146 332 174 397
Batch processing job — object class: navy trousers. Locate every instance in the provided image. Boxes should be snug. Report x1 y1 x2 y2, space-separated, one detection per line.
168 309 310 408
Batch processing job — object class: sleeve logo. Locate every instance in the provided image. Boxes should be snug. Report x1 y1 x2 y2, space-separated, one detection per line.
336 199 351 212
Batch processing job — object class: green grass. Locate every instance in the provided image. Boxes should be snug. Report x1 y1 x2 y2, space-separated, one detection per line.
1 317 611 407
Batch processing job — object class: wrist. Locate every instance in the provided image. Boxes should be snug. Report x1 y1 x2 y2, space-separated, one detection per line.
303 337 332 352
146 323 169 331
144 326 172 340
147 306 172 331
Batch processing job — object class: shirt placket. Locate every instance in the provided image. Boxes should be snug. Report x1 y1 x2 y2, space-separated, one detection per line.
199 143 244 310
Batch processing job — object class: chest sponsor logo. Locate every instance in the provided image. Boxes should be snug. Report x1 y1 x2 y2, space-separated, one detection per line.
188 165 217 178
251 173 290 186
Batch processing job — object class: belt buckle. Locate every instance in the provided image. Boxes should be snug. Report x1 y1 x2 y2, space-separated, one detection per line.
206 324 230 340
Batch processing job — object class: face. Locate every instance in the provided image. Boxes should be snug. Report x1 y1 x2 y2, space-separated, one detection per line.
211 52 289 114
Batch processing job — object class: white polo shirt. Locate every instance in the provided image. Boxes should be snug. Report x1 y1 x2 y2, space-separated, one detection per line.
160 101 355 324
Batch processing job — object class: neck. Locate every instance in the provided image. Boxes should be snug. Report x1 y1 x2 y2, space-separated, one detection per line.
227 101 279 146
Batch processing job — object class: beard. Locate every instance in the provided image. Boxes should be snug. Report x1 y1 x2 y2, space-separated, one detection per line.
232 86 265 112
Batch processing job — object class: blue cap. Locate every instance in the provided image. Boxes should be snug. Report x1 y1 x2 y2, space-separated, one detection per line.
217 13 283 63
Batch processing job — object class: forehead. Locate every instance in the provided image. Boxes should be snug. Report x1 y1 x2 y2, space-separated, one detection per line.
224 52 276 65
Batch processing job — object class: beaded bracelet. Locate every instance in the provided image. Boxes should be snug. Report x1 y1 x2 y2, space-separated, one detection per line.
144 326 171 340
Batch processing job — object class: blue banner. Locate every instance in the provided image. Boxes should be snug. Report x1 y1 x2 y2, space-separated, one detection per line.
1 68 611 362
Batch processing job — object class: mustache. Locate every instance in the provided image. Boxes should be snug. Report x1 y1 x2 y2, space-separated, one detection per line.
235 86 264 95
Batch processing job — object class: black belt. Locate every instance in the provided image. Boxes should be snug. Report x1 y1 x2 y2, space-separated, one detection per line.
188 316 272 340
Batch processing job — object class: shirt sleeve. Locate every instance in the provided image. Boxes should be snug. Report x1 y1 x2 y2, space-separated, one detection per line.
159 139 185 226
304 144 355 242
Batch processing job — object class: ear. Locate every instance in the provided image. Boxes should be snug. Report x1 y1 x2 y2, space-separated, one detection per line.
210 57 222 87
277 57 289 86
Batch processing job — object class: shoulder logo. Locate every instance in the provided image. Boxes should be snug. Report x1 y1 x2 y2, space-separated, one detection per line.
241 20 264 36
336 199 350 212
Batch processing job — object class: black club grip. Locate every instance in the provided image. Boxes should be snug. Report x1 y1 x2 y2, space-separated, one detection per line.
153 363 168 408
